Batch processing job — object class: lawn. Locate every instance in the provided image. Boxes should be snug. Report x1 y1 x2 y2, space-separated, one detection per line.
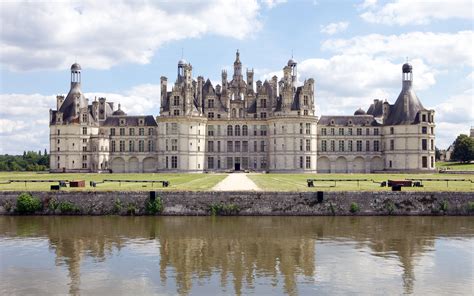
247 173 474 192
436 161 474 171
0 172 227 191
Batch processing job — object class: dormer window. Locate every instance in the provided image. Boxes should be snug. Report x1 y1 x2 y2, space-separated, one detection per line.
139 119 144 125
120 119 125 125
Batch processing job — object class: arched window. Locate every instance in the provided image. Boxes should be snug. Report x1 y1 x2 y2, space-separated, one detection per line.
232 108 236 118
242 125 248 136
235 125 241 136
227 125 233 136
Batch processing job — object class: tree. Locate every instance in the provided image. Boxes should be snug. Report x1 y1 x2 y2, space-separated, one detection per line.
452 134 474 163
435 147 441 160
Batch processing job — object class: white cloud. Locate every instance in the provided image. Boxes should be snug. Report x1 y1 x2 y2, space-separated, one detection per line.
320 22 349 35
358 0 377 10
0 0 262 71
0 83 161 154
322 31 473 68
261 0 287 9
360 0 473 25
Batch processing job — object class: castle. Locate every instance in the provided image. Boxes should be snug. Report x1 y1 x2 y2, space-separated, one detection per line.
49 51 436 173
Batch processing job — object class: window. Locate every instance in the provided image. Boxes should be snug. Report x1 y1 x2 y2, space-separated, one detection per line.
173 110 180 116
306 123 311 135
330 140 335 152
57 139 60 144
232 109 236 118
348 128 353 136
431 156 434 168
422 156 428 168
242 125 248 136
217 141 221 152
208 99 214 108
227 141 233 152
321 140 327 152
235 125 241 136
339 128 344 136
208 112 214 119
366 141 370 151
111 141 116 152
357 128 362 136
431 127 434 134
300 156 304 169
305 139 311 151
148 140 153 152
260 140 265 152
82 114 87 122
129 140 135 152
208 126 214 136
57 129 60 135
120 128 125 136
299 139 303 151
206 141 214 152
253 125 258 136
422 127 427 134
374 140 379 152
82 163 87 169
217 159 221 169
422 139 427 150
118 140 124 152
321 128 327 136
235 141 241 152
242 141 248 152
82 155 87 161
374 128 379 136
173 96 180 106
303 95 308 105
139 128 144 136
171 139 178 151
139 140 144 152
390 127 394 134
431 139 434 150
227 157 233 169
261 99 267 108
304 110 308 116
254 141 257 152
422 114 427 122
129 128 135 136
171 156 178 169
390 139 394 150
357 140 362 152
148 128 153 136
348 140 353 152
165 156 169 169
366 128 370 135
260 112 267 118
208 157 214 169
260 125 267 136
305 156 311 169
330 128 335 136
171 123 178 134
82 127 87 135
227 125 233 136
339 140 344 152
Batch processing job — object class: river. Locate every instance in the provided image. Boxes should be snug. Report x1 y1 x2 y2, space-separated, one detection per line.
0 216 473 295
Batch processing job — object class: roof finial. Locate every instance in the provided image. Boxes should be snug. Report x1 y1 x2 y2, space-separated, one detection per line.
291 49 294 59
118 103 121 110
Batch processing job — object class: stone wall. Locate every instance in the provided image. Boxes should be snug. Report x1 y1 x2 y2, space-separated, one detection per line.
0 191 473 216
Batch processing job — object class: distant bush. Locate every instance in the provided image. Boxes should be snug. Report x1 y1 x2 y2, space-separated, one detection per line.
127 203 138 215
58 201 79 214
468 202 474 213
145 198 163 215
113 198 123 214
16 192 42 214
209 203 240 216
386 201 396 215
440 200 449 212
350 202 360 214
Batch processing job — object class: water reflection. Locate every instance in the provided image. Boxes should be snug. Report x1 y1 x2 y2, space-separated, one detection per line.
0 216 472 295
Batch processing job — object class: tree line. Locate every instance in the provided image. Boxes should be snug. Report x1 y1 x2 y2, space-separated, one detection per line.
0 150 49 171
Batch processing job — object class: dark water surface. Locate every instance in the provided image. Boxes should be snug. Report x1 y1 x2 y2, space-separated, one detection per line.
0 216 473 295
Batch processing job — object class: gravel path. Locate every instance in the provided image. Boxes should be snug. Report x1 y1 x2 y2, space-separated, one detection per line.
212 173 261 191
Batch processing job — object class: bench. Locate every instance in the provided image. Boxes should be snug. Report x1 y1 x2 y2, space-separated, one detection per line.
101 179 170 188
307 178 373 188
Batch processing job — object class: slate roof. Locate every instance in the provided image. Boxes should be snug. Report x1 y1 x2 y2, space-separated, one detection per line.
318 115 380 126
102 115 157 127
366 99 384 117
58 82 88 122
384 84 426 125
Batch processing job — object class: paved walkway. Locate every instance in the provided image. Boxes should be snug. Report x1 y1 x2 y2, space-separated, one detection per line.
213 173 261 191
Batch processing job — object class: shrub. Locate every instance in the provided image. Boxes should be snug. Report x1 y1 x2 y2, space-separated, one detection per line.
145 198 163 215
48 198 59 212
329 202 336 215
16 192 42 214
350 202 360 214
440 200 449 212
127 203 138 215
113 198 123 214
209 203 240 216
386 201 396 215
468 202 474 213
58 201 79 214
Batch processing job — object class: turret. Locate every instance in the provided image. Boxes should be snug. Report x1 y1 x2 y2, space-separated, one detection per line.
233 50 242 80
160 76 167 114
288 58 297 86
56 95 65 110
70 63 81 87
246 69 254 92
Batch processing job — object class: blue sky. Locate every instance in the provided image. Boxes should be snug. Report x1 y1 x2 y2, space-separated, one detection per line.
0 0 472 154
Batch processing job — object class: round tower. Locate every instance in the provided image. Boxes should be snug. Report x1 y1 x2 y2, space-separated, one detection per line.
71 63 81 85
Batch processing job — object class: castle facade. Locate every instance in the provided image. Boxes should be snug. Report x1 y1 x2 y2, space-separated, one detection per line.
49 51 435 173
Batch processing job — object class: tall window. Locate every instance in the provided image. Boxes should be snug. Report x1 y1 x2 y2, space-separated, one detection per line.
235 125 241 136
261 99 267 108
139 140 144 152
171 139 178 151
111 140 116 152
306 123 311 134
171 156 178 169
339 128 344 136
339 140 344 152
227 141 233 152
300 156 304 169
390 139 394 150
235 141 241 152
139 128 144 136
129 140 134 152
119 140 125 152
321 128 327 136
129 128 135 136
357 140 362 152
260 125 267 136
260 141 265 152
390 127 394 134
348 140 353 152
366 141 370 151
374 128 379 136
330 140 335 151
330 128 335 136
148 140 153 152
300 139 304 151
422 156 428 168
207 157 214 169
120 128 125 136
422 139 427 150
242 141 248 152
348 128 353 136
366 128 370 135
227 125 233 136
242 125 248 136
173 96 180 106
217 141 221 152
148 128 153 136
305 156 311 169
306 139 311 151
357 128 362 136
171 123 178 134
208 99 214 108
321 140 327 152
208 141 214 152
82 127 87 135
303 95 308 105
374 140 379 152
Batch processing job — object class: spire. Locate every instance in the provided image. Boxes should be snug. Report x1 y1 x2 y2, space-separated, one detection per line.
235 49 240 64
233 49 242 79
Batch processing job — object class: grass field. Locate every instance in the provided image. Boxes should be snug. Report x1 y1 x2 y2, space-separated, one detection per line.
0 171 472 192
0 172 226 191
436 161 474 171
247 173 474 192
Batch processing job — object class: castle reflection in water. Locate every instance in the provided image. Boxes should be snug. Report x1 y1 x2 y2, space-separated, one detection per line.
0 216 472 295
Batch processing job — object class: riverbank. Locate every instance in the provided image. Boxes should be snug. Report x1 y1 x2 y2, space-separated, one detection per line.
0 191 473 216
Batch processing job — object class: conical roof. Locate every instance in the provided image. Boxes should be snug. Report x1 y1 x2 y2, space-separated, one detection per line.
385 85 426 125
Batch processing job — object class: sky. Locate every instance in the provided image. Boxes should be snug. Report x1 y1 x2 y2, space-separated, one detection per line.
0 0 472 154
